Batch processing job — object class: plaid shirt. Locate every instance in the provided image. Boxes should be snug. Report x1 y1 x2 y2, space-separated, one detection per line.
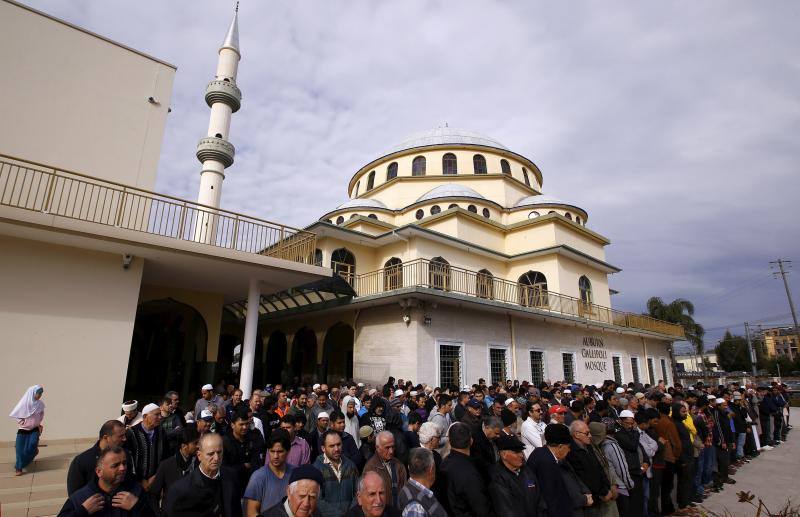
701 411 714 447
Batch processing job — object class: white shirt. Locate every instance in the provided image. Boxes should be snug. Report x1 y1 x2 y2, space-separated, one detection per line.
520 417 546 459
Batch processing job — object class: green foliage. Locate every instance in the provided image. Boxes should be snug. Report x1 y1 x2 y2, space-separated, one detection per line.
646 297 705 354
715 331 753 372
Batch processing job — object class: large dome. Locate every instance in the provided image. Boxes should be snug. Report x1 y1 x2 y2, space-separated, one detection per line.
386 127 509 155
514 194 585 212
416 184 487 204
335 198 388 210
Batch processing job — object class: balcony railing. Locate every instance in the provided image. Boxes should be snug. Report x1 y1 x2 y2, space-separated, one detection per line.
0 154 316 264
353 258 685 338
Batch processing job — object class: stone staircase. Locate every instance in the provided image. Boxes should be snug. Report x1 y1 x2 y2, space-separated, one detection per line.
0 438 93 517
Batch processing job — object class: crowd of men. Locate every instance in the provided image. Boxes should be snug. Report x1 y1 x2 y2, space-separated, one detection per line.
60 377 792 517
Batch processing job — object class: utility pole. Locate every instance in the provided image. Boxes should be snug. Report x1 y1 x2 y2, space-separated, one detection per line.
770 259 799 332
744 322 757 376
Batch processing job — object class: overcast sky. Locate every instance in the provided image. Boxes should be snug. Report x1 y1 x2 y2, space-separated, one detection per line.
28 1 800 350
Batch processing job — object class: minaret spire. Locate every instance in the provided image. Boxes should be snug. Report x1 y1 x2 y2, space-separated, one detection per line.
194 4 242 243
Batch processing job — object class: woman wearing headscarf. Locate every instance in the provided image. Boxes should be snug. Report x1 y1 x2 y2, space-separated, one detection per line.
9 385 45 475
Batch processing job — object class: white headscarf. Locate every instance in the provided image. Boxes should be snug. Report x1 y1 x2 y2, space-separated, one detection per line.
9 385 45 420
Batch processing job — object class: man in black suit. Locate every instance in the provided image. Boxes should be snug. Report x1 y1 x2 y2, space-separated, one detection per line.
164 433 242 517
149 427 199 511
439 422 492 517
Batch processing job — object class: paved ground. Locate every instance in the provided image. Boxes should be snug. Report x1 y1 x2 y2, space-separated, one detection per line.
696 426 800 516
0 427 797 516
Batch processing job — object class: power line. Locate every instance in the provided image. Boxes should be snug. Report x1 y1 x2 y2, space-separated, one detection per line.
701 313 792 333
770 259 799 334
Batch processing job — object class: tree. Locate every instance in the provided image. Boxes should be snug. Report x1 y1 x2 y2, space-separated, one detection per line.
715 330 753 373
647 297 706 375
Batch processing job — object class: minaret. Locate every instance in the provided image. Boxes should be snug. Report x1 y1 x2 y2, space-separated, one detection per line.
194 4 241 243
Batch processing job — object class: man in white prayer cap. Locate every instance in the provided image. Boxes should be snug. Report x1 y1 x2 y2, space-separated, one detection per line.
124 403 168 488
117 401 142 429
194 383 223 420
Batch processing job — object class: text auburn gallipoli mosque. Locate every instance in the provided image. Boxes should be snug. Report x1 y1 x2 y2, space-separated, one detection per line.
0 1 683 440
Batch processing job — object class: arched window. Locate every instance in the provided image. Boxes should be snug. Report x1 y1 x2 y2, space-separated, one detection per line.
429 257 451 290
355 181 360 196
430 205 441 215
528 211 540 219
350 213 359 219
368 214 378 220
448 203 459 209
473 154 487 174
565 212 572 220
336 216 344 225
366 171 375 191
313 248 323 266
384 257 403 290
442 153 457 175
579 276 593 305
575 216 582 224
467 204 477 213
412 156 426 176
548 210 556 214
522 167 531 186
500 159 511 175
518 271 548 307
387 162 398 181
476 269 494 299
482 208 490 218
415 209 424 220
331 248 356 285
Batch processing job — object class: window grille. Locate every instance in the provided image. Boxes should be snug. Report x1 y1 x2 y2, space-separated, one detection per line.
647 357 656 384
631 357 641 384
489 348 508 385
439 344 462 388
613 356 622 385
530 351 544 385
562 352 575 384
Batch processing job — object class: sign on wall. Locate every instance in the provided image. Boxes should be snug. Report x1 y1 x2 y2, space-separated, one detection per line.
580 336 609 374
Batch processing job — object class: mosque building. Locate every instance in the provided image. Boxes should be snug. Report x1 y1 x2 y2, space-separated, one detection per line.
0 0 682 441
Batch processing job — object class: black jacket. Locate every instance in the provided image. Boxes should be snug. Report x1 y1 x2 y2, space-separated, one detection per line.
125 424 169 481
439 450 493 517
488 462 540 517
58 479 155 517
222 431 264 489
164 466 242 517
528 446 587 517
344 505 402 517
469 428 497 482
615 427 648 479
148 452 196 510
258 498 323 517
67 442 135 496
566 440 611 504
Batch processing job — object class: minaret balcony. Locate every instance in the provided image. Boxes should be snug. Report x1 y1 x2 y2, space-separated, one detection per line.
196 137 235 168
205 80 242 112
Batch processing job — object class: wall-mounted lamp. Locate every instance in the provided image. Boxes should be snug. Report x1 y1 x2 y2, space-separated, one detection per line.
423 315 432 326
402 313 411 325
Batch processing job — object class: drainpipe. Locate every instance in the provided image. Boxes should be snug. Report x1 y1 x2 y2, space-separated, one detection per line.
509 314 518 379
640 336 649 384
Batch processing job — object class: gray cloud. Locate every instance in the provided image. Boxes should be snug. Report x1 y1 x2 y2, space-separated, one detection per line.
27 0 800 348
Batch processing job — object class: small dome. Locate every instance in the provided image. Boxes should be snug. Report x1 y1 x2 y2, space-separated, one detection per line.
513 194 586 214
387 127 508 155
416 184 487 203
335 198 388 210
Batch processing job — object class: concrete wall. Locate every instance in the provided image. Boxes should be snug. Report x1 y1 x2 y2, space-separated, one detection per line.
0 235 143 440
0 0 175 190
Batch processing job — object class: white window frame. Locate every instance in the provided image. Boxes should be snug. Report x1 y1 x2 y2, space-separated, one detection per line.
630 356 641 384
611 354 624 385
529 348 548 385
560 350 577 384
435 339 465 388
486 343 512 386
646 356 656 385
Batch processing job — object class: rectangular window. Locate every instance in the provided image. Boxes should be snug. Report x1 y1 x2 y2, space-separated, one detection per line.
562 352 575 384
530 351 545 386
439 343 463 388
647 357 656 384
660 358 669 385
612 356 622 385
631 357 641 384
489 348 508 386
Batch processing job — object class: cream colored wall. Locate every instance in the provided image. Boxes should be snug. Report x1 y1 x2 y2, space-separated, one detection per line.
556 255 612 306
138 285 224 362
505 222 557 255
553 224 607 260
506 207 588 226
351 149 540 199
0 1 175 190
507 255 563 294
0 235 143 440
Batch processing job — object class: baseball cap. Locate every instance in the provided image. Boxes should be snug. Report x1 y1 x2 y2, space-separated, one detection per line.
495 434 525 452
549 405 567 415
467 399 482 409
200 409 214 422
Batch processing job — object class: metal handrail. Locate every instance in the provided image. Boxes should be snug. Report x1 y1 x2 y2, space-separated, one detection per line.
0 154 316 264
353 258 685 338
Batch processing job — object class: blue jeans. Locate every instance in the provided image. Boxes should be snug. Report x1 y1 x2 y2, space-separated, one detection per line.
736 433 746 458
694 448 708 495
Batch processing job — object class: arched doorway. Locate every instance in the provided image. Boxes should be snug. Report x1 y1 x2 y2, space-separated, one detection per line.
265 331 288 386
518 271 548 307
322 323 354 385
331 248 356 286
291 327 318 384
126 299 208 409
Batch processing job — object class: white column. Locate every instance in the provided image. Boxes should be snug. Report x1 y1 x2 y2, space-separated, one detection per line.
239 278 260 400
